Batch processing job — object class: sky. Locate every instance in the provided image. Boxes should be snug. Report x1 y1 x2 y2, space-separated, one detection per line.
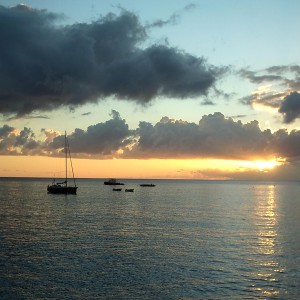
1 0 300 180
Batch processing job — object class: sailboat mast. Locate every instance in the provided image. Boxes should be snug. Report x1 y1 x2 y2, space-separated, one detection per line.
66 136 77 187
65 131 67 187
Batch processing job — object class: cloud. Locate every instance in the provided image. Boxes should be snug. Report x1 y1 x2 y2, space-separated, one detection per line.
126 113 300 162
7 115 50 122
126 112 274 159
278 92 300 123
0 124 14 138
272 128 300 159
49 110 134 158
0 111 133 157
239 69 283 84
2 111 300 163
230 114 247 119
15 127 35 146
0 4 222 117
147 13 179 28
82 112 92 116
240 90 284 108
0 125 39 155
146 3 196 28
41 128 60 143
239 65 300 122
190 161 300 181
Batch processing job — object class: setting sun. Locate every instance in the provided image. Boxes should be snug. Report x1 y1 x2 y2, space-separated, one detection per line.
239 159 281 172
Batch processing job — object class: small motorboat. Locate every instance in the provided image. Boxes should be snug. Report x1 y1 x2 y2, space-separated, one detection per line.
140 184 156 187
113 188 122 191
104 178 124 185
125 189 134 192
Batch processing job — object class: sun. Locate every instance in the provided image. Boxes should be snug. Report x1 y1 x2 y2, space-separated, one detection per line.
255 160 279 171
240 159 281 172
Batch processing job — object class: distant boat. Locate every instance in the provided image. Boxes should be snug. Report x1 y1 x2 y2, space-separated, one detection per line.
140 184 156 187
113 188 122 191
104 178 124 185
47 132 78 195
125 188 134 192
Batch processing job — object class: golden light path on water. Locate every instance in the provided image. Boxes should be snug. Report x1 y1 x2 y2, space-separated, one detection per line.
253 184 284 298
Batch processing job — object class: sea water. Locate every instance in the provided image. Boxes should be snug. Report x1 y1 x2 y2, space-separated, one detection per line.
0 178 299 299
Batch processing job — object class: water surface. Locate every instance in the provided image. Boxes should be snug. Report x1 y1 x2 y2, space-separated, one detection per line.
0 178 299 299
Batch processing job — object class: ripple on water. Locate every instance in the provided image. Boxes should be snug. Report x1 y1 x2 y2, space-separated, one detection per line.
0 179 299 299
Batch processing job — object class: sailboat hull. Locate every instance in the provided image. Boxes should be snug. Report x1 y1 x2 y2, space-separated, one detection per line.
47 132 78 195
47 185 78 194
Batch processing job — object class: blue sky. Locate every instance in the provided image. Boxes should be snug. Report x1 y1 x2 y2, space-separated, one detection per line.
1 0 300 179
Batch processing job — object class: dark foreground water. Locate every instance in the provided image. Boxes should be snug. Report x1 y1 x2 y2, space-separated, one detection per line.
0 178 299 299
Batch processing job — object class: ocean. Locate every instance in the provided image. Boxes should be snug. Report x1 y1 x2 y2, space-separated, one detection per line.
0 178 299 299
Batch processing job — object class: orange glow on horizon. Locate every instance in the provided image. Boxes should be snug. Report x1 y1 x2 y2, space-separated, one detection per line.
0 155 284 180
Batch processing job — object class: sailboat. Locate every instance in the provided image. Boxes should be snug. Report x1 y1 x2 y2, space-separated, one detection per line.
47 132 78 194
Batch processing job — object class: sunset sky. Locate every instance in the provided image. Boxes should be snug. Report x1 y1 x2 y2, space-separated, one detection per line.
1 0 300 180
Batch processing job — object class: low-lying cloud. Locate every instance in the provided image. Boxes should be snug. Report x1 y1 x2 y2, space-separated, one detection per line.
2 111 300 163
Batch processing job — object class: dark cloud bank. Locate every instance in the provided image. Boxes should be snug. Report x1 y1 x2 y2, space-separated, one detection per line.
0 4 223 117
2 111 300 165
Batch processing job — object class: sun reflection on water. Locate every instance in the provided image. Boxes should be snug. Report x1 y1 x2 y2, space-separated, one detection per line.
253 184 284 298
